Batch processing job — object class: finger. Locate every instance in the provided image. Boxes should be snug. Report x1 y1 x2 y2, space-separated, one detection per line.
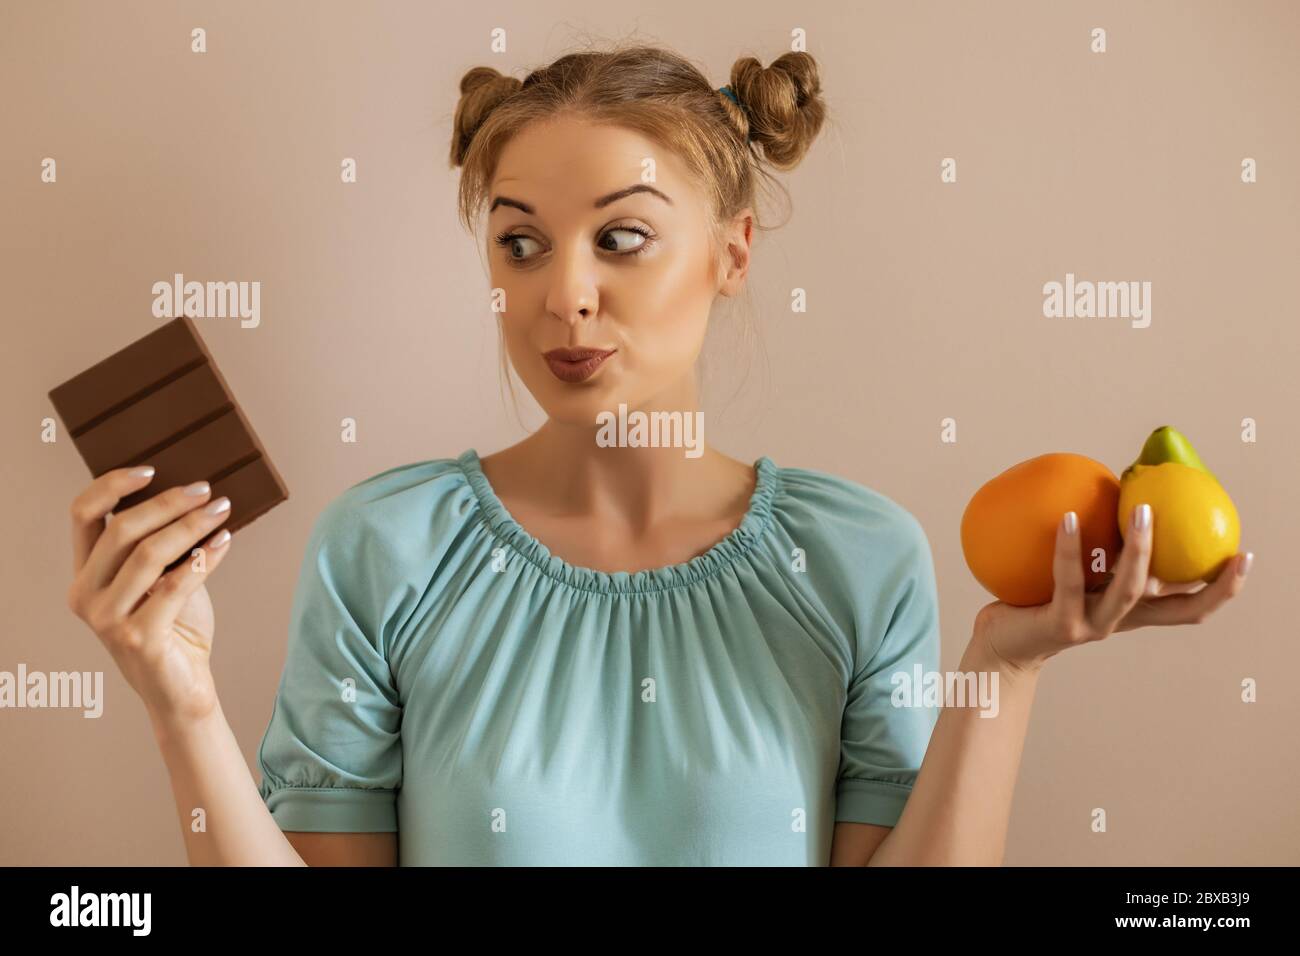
1091 501 1153 635
1109 559 1207 597
70 466 158 573
100 496 232 620
1203 557 1236 585
1050 510 1085 624
1123 552 1252 629
133 528 234 648
1089 568 1116 593
80 481 214 591
1144 575 1205 598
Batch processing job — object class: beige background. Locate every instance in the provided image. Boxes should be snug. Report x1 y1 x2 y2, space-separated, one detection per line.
2 0 1297 865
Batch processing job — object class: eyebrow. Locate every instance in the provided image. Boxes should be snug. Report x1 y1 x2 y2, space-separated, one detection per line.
488 183 674 215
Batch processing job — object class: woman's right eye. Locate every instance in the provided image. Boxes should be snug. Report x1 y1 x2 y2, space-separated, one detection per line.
494 232 543 261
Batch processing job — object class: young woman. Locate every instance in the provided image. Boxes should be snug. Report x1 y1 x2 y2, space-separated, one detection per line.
64 45 1251 866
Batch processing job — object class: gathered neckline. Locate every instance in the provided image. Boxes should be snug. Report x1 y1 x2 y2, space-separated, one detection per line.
455 448 782 595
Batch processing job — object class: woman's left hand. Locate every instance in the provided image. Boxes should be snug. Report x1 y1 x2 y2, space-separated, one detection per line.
973 504 1253 677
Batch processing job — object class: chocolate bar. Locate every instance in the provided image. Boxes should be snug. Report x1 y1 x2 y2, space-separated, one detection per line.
48 317 288 570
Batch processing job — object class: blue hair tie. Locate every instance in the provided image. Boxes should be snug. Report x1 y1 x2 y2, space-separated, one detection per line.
718 85 754 141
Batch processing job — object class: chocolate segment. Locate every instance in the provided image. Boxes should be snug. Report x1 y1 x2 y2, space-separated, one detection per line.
75 365 230 474
51 320 206 435
48 317 289 572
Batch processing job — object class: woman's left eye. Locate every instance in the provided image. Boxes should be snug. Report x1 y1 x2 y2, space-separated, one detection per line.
597 226 655 255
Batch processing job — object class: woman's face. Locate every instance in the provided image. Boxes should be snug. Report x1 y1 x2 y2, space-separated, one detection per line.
486 115 750 424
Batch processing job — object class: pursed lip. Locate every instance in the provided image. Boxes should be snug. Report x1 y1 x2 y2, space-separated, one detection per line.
542 347 617 383
543 347 617 362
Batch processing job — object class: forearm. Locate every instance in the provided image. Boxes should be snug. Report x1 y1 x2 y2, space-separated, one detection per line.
867 631 1041 866
152 703 305 866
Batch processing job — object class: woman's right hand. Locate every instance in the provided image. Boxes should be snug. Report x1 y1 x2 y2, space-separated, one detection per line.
65 466 235 730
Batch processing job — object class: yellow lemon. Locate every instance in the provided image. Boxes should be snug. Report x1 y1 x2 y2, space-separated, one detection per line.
1118 462 1240 583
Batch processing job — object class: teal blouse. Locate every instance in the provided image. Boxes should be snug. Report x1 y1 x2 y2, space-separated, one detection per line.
257 449 941 866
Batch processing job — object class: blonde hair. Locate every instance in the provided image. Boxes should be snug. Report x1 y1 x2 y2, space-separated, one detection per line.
448 41 829 430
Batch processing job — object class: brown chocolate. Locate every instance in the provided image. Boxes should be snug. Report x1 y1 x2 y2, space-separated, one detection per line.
48 317 289 571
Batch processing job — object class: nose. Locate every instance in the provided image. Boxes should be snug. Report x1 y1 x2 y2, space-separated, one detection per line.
545 245 598 327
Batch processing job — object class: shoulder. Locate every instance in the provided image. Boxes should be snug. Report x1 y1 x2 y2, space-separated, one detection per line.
307 455 475 565
764 463 941 634
774 463 931 563
771 463 937 650
280 456 481 663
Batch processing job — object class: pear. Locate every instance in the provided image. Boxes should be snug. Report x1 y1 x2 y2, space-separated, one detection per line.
1120 425 1217 483
1118 426 1240 582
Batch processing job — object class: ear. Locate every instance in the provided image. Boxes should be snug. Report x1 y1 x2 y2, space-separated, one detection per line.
716 207 755 297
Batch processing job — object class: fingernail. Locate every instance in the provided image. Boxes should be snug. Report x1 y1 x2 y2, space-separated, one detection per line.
1062 511 1077 535
184 481 211 496
204 496 231 515
208 529 231 548
1133 503 1151 531
1237 552 1253 578
129 466 155 479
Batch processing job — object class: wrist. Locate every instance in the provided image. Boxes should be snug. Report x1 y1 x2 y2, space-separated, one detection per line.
962 628 1047 686
150 703 228 754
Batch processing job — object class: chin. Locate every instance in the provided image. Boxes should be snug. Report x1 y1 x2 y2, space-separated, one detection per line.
536 388 618 424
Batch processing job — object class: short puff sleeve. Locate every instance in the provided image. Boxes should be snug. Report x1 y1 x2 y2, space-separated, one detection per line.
835 512 941 827
256 495 403 832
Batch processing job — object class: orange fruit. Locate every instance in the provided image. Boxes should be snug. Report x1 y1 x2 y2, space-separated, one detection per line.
961 453 1123 606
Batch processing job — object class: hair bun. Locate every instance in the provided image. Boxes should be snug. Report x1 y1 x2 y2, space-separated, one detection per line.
450 67 524 168
727 52 825 170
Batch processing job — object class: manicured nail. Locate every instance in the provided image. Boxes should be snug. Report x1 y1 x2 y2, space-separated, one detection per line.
208 529 231 548
1062 511 1078 535
1133 503 1151 531
184 481 211 496
129 466 155 479
204 496 231 515
1237 552 1253 578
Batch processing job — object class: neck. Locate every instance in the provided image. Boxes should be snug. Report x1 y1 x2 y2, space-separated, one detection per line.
499 378 748 533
